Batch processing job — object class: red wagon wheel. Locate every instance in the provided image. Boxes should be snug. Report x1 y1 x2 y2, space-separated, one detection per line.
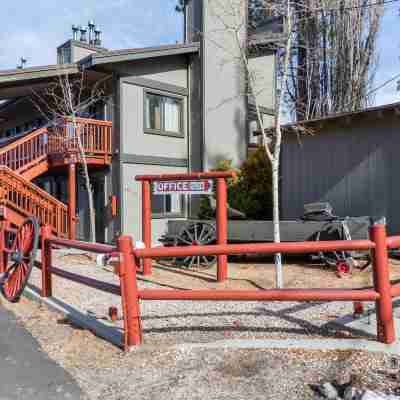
1 217 39 302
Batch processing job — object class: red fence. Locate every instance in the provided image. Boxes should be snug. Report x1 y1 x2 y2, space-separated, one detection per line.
117 223 400 350
4 221 400 352
35 227 139 350
135 171 235 280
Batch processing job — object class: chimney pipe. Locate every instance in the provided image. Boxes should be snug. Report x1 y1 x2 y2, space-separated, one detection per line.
79 25 87 42
72 24 79 41
88 20 95 45
94 26 102 47
17 57 27 69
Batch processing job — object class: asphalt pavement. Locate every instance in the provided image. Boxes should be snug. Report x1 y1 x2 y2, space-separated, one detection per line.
0 303 83 400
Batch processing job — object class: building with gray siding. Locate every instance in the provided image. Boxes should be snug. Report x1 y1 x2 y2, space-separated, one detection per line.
0 0 279 243
280 102 400 234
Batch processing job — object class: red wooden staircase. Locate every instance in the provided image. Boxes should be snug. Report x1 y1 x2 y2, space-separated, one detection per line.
0 117 112 238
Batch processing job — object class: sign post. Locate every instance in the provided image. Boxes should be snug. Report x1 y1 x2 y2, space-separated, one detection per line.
135 172 235 280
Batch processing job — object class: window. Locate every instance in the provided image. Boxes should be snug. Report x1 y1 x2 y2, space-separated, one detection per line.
151 192 185 218
58 46 71 64
144 91 184 137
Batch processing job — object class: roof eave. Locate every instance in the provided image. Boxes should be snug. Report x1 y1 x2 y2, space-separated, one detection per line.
87 44 200 67
0 64 80 85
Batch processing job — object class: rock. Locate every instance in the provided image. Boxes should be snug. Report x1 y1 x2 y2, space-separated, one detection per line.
361 390 400 400
344 386 363 400
320 382 340 400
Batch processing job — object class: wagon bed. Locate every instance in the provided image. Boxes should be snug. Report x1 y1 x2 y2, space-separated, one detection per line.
165 217 372 243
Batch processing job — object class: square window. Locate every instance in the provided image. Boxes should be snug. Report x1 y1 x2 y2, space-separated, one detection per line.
145 93 162 131
151 192 185 218
144 91 183 137
164 97 181 133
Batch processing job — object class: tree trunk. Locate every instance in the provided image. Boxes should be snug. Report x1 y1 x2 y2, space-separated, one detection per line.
71 116 97 242
272 158 283 288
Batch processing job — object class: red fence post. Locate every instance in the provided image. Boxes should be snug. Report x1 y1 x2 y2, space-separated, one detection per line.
41 225 53 298
117 235 142 350
0 221 7 273
370 223 396 344
216 178 228 282
142 180 152 275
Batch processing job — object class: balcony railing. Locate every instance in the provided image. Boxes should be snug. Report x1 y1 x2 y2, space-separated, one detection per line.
0 127 49 174
0 166 68 236
48 117 112 161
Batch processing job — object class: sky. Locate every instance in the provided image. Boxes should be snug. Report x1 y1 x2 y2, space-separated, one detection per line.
0 0 398 106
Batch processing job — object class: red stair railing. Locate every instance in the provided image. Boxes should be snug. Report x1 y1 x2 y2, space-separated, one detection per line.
0 166 68 236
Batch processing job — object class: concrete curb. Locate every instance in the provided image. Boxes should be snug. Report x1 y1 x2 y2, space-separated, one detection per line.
175 338 400 354
24 285 123 349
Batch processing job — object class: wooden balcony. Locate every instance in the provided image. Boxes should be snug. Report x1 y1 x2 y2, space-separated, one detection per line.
48 117 113 166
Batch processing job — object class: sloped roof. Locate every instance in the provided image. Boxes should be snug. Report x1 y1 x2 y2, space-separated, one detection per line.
81 42 200 67
0 42 199 99
257 101 400 136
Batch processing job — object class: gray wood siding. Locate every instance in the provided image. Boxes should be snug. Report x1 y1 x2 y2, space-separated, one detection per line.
120 81 188 159
109 56 188 87
281 115 399 234
122 163 187 242
248 53 276 111
202 0 248 169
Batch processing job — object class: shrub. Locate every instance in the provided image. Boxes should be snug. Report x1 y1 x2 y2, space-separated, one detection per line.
198 147 273 220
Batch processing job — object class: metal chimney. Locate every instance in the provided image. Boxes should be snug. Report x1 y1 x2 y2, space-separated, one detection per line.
72 24 79 41
79 25 87 42
88 20 95 45
94 26 102 47
17 57 27 69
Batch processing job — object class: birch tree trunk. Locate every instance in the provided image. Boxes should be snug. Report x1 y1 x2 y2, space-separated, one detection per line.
71 114 97 243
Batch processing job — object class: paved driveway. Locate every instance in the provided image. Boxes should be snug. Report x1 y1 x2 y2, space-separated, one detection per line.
0 303 83 399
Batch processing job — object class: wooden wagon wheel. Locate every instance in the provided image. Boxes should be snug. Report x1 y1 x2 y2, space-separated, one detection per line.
173 222 217 269
1 217 39 302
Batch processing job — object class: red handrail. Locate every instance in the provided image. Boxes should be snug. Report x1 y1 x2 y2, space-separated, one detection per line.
0 166 68 236
0 128 48 173
135 171 236 182
48 117 112 159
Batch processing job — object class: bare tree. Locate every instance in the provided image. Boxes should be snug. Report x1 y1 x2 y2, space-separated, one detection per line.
30 69 111 242
182 0 293 287
285 0 384 120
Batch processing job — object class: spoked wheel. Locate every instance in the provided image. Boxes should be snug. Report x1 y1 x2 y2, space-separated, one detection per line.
173 222 217 269
1 218 39 302
315 220 371 274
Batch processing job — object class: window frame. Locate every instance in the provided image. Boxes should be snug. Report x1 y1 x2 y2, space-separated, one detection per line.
151 191 187 219
143 89 185 138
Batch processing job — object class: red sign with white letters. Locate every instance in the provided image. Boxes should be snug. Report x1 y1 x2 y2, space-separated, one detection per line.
153 180 213 195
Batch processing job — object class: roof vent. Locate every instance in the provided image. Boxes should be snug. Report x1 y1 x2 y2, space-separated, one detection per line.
16 57 27 69
94 26 102 47
72 24 79 41
88 20 95 45
79 25 87 42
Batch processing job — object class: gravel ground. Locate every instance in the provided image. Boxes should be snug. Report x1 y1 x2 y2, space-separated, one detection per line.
3 252 400 399
25 252 400 345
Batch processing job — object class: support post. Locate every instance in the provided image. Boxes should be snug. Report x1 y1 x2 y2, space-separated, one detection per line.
216 178 228 282
68 162 77 240
142 181 152 275
41 225 53 297
0 221 7 273
117 235 142 350
370 223 396 344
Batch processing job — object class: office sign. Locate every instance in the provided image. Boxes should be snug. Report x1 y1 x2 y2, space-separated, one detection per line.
153 180 213 195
